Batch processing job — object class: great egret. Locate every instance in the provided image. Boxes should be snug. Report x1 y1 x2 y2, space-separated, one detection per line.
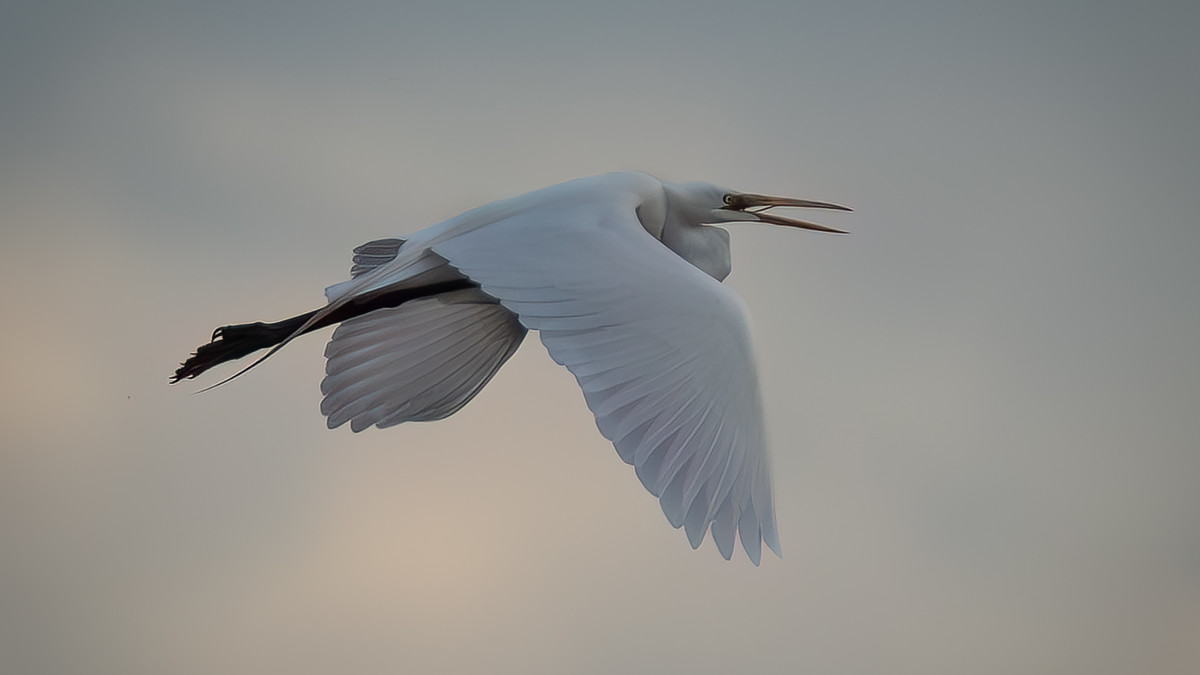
172 172 850 564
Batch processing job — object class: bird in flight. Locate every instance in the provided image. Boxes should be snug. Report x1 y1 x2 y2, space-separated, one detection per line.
172 172 850 564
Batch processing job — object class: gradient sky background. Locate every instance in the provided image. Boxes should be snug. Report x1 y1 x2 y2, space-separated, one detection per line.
2 1 1198 673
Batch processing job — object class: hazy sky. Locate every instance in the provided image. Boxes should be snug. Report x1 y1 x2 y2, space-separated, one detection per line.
2 2 1198 673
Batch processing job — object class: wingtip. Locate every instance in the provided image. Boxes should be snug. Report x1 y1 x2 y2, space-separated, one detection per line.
745 542 762 566
765 535 782 560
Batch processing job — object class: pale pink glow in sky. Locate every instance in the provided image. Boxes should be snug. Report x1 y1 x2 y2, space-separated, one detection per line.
2 2 1198 673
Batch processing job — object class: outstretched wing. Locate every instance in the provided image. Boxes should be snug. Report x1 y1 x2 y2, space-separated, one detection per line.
432 201 780 564
320 288 526 432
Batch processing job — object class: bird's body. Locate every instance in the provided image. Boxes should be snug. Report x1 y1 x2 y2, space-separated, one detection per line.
173 172 849 564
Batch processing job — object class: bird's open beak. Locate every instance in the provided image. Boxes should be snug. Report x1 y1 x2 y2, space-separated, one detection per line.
723 193 852 234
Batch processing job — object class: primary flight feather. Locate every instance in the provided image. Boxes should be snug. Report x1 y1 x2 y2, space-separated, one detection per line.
172 171 850 564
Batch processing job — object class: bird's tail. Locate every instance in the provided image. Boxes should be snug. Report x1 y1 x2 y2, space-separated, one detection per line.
171 313 315 384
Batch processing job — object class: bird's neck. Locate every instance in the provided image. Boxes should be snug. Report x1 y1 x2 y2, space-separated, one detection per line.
661 220 732 281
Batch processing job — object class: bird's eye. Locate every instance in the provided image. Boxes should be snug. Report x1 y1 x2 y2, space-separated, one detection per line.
723 194 735 205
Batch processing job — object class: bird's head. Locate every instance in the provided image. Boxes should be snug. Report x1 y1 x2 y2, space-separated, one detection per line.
655 180 850 281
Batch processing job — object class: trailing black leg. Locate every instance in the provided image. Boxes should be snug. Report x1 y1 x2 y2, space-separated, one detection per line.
170 278 478 384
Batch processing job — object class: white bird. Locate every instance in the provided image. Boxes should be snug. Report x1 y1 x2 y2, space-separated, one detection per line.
172 171 849 564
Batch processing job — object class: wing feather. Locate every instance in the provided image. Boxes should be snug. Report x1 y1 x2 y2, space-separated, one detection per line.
320 289 526 430
321 310 503 392
350 237 406 277
431 200 780 563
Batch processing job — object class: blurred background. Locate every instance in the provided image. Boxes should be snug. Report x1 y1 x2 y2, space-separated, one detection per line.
2 1 1197 673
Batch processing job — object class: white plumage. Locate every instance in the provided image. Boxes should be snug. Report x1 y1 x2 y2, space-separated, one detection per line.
174 171 850 564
